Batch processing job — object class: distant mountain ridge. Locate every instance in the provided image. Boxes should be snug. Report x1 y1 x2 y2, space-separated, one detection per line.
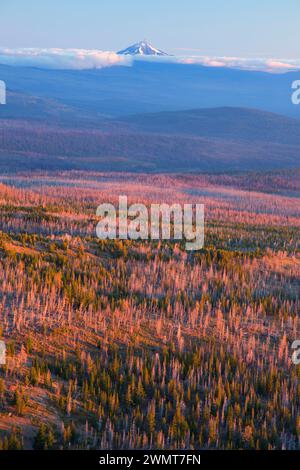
1 57 300 173
1 107 300 173
119 107 300 145
0 60 298 119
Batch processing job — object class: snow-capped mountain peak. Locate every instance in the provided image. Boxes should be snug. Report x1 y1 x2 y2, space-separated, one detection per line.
117 40 169 56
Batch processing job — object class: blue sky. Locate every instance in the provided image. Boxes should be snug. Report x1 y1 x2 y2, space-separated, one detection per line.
1 0 299 58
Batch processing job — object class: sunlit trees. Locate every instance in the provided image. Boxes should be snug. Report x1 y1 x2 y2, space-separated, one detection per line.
0 172 299 449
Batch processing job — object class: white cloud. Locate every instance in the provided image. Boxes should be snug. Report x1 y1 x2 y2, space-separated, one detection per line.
132 54 300 73
0 47 299 73
173 55 300 73
0 47 132 70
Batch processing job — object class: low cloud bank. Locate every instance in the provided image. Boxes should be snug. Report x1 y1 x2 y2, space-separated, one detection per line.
175 55 300 72
0 48 132 70
0 47 299 73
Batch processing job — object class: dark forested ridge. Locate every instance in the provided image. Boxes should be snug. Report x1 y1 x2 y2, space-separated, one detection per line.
1 59 300 173
1 106 300 173
0 60 299 118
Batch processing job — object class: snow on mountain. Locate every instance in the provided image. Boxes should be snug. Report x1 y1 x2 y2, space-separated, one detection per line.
117 40 169 56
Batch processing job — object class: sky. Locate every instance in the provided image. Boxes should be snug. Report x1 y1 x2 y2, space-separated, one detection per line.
1 0 299 57
0 0 299 71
